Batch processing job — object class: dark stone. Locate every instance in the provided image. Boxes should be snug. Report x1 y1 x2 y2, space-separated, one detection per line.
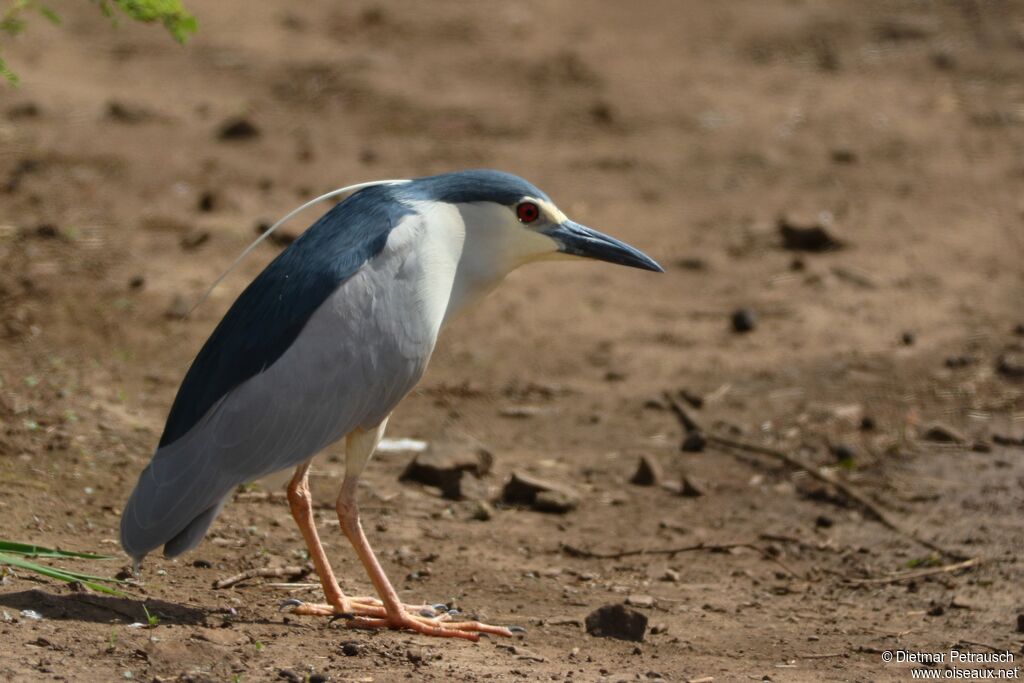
630 455 662 487
815 515 834 528
105 100 153 124
731 308 757 333
930 51 956 70
830 148 857 164
675 257 707 271
197 191 217 212
921 423 966 444
681 431 707 453
128 275 145 290
255 220 298 247
400 447 493 500
192 559 212 569
502 471 580 513
585 604 648 642
901 331 916 346
1016 614 1024 633
859 416 876 431
6 102 40 120
341 641 360 656
778 216 844 252
831 444 855 464
34 223 60 239
277 670 301 682
678 474 704 498
217 116 261 141
179 230 211 251
997 351 1024 379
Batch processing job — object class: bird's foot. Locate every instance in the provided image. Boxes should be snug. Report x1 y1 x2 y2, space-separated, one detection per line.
281 597 452 620
342 608 522 641
281 596 386 618
282 599 521 640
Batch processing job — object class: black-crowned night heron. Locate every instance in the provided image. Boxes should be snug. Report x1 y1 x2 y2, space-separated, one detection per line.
121 169 662 640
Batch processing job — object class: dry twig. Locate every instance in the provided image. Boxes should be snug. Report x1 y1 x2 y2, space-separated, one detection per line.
561 541 754 559
213 564 312 589
661 391 970 561
843 557 981 586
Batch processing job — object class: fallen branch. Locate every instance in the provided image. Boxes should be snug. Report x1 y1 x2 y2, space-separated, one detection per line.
561 541 754 560
843 557 981 586
662 391 970 562
561 541 803 579
213 564 312 589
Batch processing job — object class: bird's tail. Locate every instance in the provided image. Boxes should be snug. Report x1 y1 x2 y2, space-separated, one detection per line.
120 450 233 564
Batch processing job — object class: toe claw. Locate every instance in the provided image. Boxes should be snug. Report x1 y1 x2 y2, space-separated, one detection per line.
419 608 437 618
508 625 526 633
431 603 449 612
279 599 304 612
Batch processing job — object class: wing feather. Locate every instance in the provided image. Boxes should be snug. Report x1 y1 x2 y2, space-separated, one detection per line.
121 197 441 562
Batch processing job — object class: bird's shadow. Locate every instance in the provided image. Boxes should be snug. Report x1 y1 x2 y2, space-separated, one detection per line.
0 589 207 625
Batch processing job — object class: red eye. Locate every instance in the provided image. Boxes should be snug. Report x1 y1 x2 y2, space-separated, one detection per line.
516 201 540 223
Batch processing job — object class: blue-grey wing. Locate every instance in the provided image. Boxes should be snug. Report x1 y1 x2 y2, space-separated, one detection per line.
121 193 441 562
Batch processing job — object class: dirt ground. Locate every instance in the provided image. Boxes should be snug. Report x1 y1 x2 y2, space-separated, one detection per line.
1 1 1023 681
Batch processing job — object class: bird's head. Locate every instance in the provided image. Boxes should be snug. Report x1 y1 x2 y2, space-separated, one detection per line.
403 170 664 275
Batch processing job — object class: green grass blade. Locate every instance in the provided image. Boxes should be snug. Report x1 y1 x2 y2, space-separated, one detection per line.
0 540 113 559
0 552 128 596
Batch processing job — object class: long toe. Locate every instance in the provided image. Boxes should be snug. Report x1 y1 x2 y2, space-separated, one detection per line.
338 609 518 640
282 599 386 619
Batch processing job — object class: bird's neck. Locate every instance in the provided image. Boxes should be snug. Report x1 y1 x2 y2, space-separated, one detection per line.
411 201 551 325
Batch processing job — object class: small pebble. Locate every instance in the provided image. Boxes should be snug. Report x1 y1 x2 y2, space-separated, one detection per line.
921 422 966 444
681 431 707 453
997 352 1024 379
197 191 217 212
661 568 681 582
831 444 855 464
630 455 663 487
217 116 261 141
731 308 757 333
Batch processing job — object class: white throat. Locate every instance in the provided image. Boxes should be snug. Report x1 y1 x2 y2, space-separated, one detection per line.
410 201 555 325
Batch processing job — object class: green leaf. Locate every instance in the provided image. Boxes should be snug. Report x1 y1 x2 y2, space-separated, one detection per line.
0 540 114 559
110 0 197 43
0 552 127 596
36 5 60 25
0 56 18 85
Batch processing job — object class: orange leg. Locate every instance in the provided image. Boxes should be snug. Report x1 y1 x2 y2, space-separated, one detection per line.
334 474 516 641
285 462 386 618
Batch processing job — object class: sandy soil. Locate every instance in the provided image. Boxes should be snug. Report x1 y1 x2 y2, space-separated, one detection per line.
1 1 1023 681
